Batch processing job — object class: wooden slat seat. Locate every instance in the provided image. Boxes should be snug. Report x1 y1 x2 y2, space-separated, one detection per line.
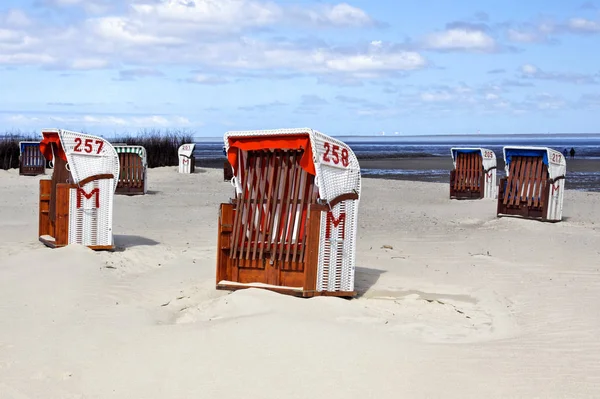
450 152 484 199
497 156 551 220
116 151 146 195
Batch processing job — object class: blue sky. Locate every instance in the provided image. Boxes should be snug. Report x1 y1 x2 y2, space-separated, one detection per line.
1 0 600 137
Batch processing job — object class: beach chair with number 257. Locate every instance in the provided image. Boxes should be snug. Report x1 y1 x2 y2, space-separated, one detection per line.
450 147 497 200
216 128 361 298
497 146 566 222
38 129 119 250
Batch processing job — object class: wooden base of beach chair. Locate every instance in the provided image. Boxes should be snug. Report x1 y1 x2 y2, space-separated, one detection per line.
38 235 114 251
449 170 484 199
216 281 356 298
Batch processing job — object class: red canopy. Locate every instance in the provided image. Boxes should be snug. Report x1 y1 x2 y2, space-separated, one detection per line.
227 134 316 176
39 131 67 162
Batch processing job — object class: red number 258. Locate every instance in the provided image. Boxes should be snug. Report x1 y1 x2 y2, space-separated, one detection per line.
323 142 349 167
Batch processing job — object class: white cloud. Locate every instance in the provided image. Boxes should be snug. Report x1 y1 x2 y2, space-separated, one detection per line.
567 17 600 32
2 113 193 128
0 1 410 81
422 28 496 51
186 74 229 84
519 63 599 84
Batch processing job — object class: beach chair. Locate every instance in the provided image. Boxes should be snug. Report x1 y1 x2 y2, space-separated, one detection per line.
497 146 566 222
19 141 46 176
450 148 497 199
38 129 119 250
178 143 196 174
114 145 147 195
216 128 361 298
223 160 234 181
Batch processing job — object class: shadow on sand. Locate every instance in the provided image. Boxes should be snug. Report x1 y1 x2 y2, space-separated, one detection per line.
354 266 386 298
113 235 160 251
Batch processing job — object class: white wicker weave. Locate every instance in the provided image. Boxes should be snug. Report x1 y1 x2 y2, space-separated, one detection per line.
178 143 196 174
44 129 119 247
224 128 361 294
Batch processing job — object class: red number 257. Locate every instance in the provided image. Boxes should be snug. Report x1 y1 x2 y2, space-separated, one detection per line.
74 138 104 154
323 142 349 167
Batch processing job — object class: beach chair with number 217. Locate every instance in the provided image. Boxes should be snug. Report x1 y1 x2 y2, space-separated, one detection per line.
216 128 361 298
497 146 566 222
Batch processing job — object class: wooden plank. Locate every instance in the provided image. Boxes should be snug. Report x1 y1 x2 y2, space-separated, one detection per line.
508 157 522 206
526 157 538 207
303 205 322 293
285 153 304 265
263 151 284 259
278 152 298 261
291 170 309 266
55 184 70 246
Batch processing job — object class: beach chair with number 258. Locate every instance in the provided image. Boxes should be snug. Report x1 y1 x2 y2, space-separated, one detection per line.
497 146 566 222
216 128 361 298
38 129 119 250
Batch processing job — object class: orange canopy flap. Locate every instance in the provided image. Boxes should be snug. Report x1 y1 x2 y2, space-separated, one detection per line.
227 134 316 176
39 131 67 162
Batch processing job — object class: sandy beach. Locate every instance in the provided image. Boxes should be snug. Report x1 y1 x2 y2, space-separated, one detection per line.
1 166 600 398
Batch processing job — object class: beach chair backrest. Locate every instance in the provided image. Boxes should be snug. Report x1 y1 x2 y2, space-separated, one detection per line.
454 151 483 192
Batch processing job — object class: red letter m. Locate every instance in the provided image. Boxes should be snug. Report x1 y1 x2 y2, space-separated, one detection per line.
326 211 346 239
77 188 100 209
551 184 560 195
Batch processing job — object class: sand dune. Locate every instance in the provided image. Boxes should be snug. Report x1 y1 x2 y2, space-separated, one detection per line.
1 167 599 398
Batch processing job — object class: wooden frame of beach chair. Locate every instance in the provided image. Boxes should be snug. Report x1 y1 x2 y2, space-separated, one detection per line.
178 143 196 174
450 148 497 200
216 128 361 298
38 129 119 250
497 146 566 222
114 145 147 195
19 141 46 176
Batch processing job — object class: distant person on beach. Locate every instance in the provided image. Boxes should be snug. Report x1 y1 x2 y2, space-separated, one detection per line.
563 148 568 158
570 147 575 159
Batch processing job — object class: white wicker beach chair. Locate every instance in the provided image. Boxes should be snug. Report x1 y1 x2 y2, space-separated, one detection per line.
497 146 566 222
450 147 497 199
216 127 361 297
178 143 196 174
38 129 119 250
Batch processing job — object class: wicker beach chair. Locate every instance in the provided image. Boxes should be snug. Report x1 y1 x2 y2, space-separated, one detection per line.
178 143 196 174
497 146 566 222
19 141 46 176
450 148 497 199
216 128 361 298
38 129 119 250
114 145 148 195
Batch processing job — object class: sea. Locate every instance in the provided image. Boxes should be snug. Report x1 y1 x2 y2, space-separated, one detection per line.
194 133 600 192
